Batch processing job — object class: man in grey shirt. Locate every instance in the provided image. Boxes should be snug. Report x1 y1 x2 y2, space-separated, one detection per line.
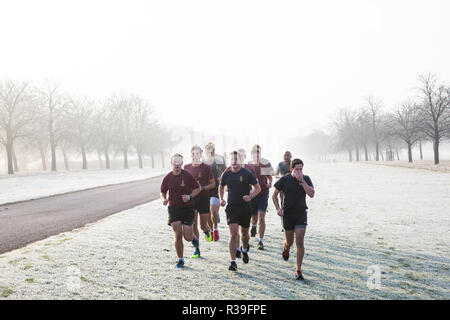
275 151 292 231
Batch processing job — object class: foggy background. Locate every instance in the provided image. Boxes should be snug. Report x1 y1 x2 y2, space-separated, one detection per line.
1 0 449 174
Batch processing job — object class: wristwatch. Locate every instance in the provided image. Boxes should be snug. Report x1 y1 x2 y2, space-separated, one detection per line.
300 179 305 183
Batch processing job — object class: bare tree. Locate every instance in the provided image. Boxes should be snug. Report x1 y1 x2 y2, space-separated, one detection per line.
111 93 134 169
66 97 95 170
389 101 422 162
91 98 118 169
332 108 358 161
130 95 155 169
365 96 384 161
0 80 35 174
37 81 69 171
417 74 450 165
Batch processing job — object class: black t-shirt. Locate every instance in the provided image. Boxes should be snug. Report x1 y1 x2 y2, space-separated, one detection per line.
274 174 313 213
220 167 258 206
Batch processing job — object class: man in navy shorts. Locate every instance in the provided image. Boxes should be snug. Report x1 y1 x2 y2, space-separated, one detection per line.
219 151 261 271
160 153 202 268
273 158 315 280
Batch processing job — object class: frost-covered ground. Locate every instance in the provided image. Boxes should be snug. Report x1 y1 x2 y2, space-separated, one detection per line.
367 160 450 173
0 168 166 205
0 162 449 299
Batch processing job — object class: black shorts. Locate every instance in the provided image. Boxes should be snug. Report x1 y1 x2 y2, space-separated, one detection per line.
250 193 269 216
225 203 252 228
193 196 210 214
167 206 195 226
282 209 307 231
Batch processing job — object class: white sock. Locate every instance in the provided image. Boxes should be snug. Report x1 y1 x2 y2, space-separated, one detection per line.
237 247 241 252
259 238 263 243
241 247 248 253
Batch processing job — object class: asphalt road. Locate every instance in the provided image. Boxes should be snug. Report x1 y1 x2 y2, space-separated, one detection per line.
0 175 163 254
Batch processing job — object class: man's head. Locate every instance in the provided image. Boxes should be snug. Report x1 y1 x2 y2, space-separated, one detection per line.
229 150 241 170
191 145 203 164
290 158 304 178
237 148 246 165
171 153 183 173
250 144 261 163
284 151 292 163
204 142 215 158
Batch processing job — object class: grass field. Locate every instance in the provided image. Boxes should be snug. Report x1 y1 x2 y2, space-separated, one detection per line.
0 161 449 299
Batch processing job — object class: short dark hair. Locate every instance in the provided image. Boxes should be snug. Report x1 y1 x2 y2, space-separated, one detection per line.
290 158 304 169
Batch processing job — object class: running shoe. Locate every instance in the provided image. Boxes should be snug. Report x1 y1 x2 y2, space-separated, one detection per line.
241 247 249 264
204 230 212 242
213 229 219 241
192 247 200 259
282 248 289 261
250 225 257 237
296 270 304 280
257 241 264 250
228 261 237 271
236 249 241 259
175 260 184 268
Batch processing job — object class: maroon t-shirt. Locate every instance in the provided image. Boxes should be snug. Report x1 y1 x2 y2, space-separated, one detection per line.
247 162 272 195
160 170 200 207
183 163 214 197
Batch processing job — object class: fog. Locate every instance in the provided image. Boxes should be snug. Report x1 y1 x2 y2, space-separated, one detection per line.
1 0 450 173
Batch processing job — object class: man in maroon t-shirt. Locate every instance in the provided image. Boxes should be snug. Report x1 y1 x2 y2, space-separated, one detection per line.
184 145 216 255
160 153 201 268
247 144 274 250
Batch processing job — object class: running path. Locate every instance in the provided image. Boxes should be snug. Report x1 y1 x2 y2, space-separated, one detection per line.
0 176 163 254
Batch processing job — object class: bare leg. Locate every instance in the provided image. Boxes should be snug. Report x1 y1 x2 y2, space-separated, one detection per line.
240 227 250 250
228 224 239 260
192 211 200 239
295 228 306 271
210 204 219 229
258 211 266 239
171 221 184 258
284 229 294 250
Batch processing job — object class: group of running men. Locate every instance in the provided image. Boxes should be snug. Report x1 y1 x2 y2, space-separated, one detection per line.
160 142 314 280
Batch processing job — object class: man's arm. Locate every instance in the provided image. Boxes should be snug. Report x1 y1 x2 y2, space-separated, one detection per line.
191 186 202 198
182 186 201 202
202 178 216 192
250 183 261 199
267 175 273 188
301 181 315 198
160 192 169 206
219 185 226 206
272 188 283 216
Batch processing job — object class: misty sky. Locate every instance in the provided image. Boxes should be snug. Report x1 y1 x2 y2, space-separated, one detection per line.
1 0 449 142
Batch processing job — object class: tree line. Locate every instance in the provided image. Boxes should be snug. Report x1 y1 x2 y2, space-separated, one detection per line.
0 80 174 174
298 73 450 164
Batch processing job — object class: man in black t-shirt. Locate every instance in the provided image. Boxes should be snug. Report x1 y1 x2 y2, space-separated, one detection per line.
219 151 260 272
273 158 315 280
